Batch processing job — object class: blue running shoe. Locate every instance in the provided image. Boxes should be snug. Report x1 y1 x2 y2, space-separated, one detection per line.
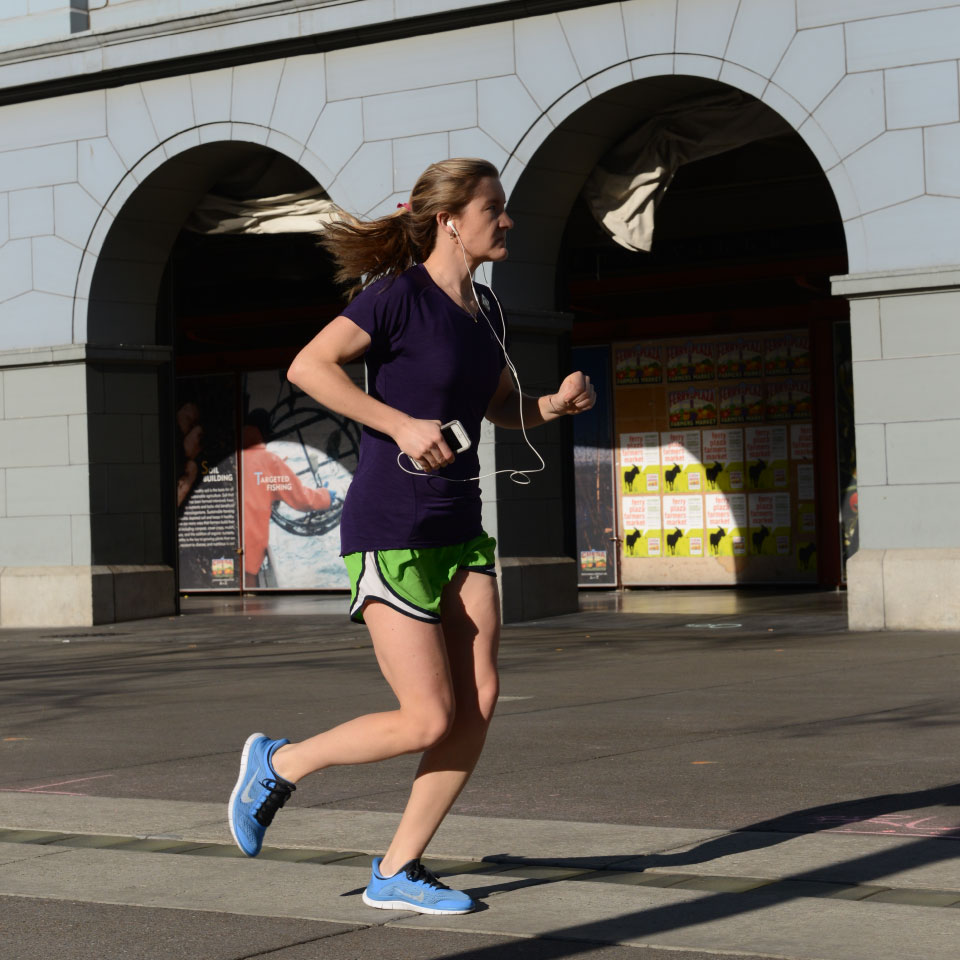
228 732 295 857
362 857 475 915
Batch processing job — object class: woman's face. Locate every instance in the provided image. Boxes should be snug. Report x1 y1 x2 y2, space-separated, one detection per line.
449 177 514 265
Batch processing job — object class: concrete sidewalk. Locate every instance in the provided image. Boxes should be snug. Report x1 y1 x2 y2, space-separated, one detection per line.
2 794 960 959
1 588 959 959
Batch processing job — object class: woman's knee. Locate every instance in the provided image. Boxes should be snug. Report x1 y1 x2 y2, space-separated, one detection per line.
403 703 455 751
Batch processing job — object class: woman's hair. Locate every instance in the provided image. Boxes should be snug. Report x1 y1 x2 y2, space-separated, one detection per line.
319 157 499 298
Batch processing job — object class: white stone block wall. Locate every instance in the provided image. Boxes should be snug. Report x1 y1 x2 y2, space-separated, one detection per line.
0 358 90 567
850 289 960 550
0 3 87 52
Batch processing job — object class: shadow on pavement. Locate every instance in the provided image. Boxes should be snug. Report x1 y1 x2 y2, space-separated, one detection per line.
446 783 960 960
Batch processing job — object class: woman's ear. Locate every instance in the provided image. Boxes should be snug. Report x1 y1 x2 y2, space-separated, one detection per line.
436 211 455 236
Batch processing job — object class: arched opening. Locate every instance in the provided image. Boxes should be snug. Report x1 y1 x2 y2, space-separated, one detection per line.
497 76 850 593
85 142 352 604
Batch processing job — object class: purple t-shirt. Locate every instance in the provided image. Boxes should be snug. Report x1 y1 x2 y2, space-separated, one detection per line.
338 263 506 553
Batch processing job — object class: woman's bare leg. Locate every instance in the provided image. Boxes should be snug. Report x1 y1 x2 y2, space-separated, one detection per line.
378 570 500 876
270 605 454 783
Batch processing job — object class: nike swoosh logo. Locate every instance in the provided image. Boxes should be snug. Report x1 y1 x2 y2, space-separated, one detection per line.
404 890 425 902
240 771 259 804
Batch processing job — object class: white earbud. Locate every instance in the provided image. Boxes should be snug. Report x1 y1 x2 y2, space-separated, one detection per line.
446 219 458 236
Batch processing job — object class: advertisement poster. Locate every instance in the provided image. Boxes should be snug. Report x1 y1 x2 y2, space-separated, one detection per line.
764 335 791 378
176 375 241 591
620 431 661 493
766 378 812 421
745 425 788 490
573 346 617 586
748 492 791 556
743 381 765 421
791 423 814 461
666 341 715 382
668 386 717 429
701 428 744 491
789 333 811 374
241 369 361 589
614 344 640 386
796 528 818 572
662 494 704 556
622 495 662 557
614 344 662 386
716 337 763 379
797 463 816 501
797 499 817 536
660 430 702 492
705 492 747 557
718 384 744 424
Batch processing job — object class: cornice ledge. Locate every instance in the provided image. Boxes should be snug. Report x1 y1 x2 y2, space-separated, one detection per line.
831 265 960 298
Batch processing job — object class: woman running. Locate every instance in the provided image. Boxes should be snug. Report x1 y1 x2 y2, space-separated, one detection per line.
228 158 595 915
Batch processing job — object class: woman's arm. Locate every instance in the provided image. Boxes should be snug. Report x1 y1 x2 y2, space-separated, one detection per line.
485 368 596 429
287 316 455 472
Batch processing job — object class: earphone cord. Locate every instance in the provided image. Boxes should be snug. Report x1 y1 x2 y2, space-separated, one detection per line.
394 232 546 485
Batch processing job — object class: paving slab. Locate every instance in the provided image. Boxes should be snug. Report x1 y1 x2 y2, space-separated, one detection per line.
0 846 391 926
0 897 742 960
622 829 960 891
0 793 723 862
0 896 361 960
397 874 960 960
0 840 65 867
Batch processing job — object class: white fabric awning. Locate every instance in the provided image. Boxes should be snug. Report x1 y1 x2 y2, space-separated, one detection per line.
184 187 347 236
583 92 792 252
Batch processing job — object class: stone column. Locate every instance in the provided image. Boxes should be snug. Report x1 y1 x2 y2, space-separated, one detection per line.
833 267 960 630
0 345 176 627
491 309 578 623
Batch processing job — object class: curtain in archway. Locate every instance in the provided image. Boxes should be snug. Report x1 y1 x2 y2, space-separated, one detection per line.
184 187 347 236
583 92 792 252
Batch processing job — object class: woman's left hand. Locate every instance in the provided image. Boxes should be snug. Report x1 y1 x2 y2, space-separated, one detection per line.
549 371 596 416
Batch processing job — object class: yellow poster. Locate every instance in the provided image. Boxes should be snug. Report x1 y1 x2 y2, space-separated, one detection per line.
705 493 747 557
622 496 662 557
745 425 788 490
797 499 817 572
660 430 703 493
701 428 745 492
620 431 661 494
748 492 791 556
661 494 704 557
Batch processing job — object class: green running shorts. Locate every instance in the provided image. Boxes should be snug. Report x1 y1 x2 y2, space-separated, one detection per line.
344 532 497 624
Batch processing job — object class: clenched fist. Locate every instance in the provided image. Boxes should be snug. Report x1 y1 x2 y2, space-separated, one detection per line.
549 371 596 416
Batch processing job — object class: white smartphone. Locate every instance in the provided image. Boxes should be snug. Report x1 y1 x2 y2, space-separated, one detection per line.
411 420 471 471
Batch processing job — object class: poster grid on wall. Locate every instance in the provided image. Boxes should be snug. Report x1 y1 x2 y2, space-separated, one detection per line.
611 331 817 585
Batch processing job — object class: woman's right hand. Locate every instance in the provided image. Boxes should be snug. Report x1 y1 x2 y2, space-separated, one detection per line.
393 416 454 473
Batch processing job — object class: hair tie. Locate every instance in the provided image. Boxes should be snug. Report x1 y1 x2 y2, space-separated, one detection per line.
397 202 411 211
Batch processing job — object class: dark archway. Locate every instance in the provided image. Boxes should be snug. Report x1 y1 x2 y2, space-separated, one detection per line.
494 76 850 591
82 144 338 602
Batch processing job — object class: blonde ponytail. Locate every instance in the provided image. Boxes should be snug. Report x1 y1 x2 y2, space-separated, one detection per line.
319 158 499 299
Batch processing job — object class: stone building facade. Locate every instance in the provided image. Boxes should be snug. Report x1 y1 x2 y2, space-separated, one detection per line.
1 0 959 629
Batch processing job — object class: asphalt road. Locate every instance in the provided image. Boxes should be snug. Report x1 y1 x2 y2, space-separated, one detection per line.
2 589 959 960
2 590 958 833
